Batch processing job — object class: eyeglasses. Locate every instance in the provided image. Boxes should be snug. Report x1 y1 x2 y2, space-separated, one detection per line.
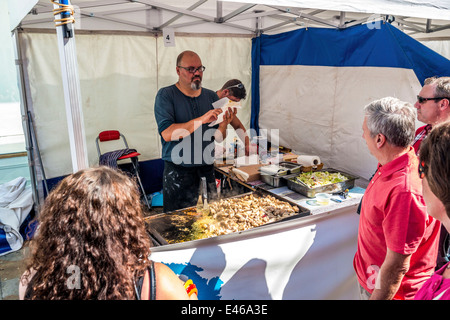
224 83 244 90
418 160 427 179
177 65 206 73
416 95 448 104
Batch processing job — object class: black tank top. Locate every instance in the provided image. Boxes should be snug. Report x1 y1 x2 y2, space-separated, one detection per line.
134 261 156 300
24 261 156 300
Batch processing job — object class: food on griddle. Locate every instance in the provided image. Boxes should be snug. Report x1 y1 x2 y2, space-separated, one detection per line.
171 194 299 243
292 171 348 188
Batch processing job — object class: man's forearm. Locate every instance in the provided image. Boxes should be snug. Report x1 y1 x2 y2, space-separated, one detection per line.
370 249 411 300
370 269 404 300
161 119 203 142
214 122 228 143
161 108 223 142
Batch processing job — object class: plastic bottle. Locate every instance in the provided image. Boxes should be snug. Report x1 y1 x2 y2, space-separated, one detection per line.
250 138 258 156
257 136 268 163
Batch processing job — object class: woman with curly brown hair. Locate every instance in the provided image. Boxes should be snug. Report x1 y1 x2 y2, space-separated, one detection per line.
19 166 196 300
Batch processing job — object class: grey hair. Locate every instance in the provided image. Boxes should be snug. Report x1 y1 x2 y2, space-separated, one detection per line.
424 76 450 98
364 97 416 148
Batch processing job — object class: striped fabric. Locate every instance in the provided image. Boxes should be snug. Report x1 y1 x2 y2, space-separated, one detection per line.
99 148 137 168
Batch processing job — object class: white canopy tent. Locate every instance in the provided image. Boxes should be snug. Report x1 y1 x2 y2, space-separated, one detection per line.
226 0 450 21
11 0 450 185
19 0 450 37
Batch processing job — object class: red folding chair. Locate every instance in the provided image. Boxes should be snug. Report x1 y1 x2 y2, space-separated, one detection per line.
96 130 150 209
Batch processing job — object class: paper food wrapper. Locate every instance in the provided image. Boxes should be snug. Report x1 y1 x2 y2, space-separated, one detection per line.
232 168 249 181
297 155 321 167
259 164 283 175
231 164 262 182
209 97 241 127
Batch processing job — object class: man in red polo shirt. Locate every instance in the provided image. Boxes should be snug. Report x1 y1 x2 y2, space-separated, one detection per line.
412 77 450 271
412 76 450 156
354 97 441 300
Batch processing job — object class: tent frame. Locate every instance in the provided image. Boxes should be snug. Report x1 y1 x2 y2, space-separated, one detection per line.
20 0 450 38
9 0 450 211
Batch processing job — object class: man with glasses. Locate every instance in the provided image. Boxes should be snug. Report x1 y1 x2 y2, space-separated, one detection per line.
216 79 250 156
413 76 450 155
413 76 450 271
354 97 440 300
154 50 235 212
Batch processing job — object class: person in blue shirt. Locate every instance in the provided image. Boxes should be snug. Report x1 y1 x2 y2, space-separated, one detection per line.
154 50 236 212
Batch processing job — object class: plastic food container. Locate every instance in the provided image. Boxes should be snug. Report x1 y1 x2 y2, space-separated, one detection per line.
316 193 331 205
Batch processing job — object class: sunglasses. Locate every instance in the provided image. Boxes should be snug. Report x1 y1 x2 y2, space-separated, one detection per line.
418 160 427 179
416 95 448 104
224 83 244 90
177 65 206 74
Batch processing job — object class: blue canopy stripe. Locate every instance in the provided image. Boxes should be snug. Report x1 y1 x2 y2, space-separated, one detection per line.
250 23 450 131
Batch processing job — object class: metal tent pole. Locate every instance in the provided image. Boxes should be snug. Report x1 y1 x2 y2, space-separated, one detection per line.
52 0 88 173
13 29 42 211
27 110 49 196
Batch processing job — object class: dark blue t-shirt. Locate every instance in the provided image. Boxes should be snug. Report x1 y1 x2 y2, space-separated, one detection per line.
154 84 219 166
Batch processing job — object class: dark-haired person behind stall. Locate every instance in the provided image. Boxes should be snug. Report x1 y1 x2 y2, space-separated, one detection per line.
415 122 450 300
216 79 247 102
216 79 250 156
19 166 197 300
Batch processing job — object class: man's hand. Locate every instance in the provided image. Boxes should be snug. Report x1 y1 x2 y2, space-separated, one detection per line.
222 107 237 126
200 108 223 124
214 108 237 143
161 108 222 142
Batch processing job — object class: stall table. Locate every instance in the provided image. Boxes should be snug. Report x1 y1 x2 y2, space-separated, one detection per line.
214 164 365 215
146 164 366 300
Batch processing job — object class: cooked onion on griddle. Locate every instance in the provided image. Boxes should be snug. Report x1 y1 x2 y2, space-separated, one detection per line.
173 194 299 243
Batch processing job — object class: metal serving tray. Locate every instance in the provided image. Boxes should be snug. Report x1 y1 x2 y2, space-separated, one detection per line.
260 174 287 187
283 168 358 198
277 161 302 174
259 162 302 187
145 189 310 246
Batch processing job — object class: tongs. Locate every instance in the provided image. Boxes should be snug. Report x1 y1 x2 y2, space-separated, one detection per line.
294 176 309 188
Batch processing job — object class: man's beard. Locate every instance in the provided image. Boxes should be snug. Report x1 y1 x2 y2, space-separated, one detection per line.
191 77 202 90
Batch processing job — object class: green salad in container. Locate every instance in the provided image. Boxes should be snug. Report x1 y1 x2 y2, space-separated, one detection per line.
294 171 348 188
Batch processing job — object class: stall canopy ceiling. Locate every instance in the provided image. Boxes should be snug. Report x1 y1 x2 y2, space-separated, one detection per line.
19 0 450 39
226 0 450 21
